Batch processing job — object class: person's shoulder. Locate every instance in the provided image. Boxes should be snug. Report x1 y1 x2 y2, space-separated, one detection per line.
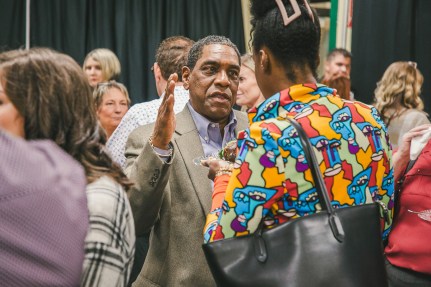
400 109 430 129
86 176 127 207
339 98 380 116
0 131 86 197
404 109 429 120
233 109 249 129
87 175 121 191
233 109 247 118
234 109 248 120
131 119 156 135
127 121 156 146
127 98 161 118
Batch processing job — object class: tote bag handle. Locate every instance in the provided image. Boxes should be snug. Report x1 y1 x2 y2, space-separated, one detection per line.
284 117 345 241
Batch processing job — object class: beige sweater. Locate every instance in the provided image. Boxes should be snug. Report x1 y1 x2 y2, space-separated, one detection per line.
386 108 430 150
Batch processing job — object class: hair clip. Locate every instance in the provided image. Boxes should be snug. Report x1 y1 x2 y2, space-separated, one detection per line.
407 61 417 69
303 0 315 23
275 0 314 26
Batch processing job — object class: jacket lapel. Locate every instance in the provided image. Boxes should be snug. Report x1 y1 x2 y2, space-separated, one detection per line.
174 108 212 215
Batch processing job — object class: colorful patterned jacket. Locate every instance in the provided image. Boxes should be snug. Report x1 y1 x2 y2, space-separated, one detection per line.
204 84 394 243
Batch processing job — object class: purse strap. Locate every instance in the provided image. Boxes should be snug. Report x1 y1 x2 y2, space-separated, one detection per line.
284 117 345 242
393 158 417 218
252 117 347 263
396 159 417 191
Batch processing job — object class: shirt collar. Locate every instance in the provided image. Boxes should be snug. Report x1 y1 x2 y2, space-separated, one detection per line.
247 83 335 123
187 102 237 142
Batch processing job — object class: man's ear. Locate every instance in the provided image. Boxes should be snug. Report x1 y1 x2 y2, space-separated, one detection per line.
154 63 167 96
153 62 162 83
182 66 191 90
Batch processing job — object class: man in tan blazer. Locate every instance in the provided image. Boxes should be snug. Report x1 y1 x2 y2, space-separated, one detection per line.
125 35 249 286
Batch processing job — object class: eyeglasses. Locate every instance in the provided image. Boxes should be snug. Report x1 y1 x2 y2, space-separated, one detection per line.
407 61 417 69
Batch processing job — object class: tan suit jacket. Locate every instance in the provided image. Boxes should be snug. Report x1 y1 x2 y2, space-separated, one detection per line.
125 106 248 287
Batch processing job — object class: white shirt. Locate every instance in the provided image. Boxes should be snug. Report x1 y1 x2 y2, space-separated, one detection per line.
107 86 189 168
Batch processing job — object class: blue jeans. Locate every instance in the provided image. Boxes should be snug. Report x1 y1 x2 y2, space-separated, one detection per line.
385 257 431 287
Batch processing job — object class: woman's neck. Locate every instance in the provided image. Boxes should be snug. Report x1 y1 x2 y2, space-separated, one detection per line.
105 127 115 140
263 73 317 99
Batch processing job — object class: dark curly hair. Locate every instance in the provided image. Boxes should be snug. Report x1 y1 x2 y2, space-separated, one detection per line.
187 35 241 70
0 48 132 190
250 0 321 81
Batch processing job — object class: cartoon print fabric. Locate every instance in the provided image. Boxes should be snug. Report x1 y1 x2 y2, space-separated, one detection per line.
204 83 393 243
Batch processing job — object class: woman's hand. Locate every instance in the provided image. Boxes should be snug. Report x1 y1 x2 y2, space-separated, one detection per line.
396 124 431 159
201 159 232 181
393 124 431 181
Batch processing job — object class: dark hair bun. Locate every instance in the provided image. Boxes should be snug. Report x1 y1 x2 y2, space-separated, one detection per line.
250 0 277 19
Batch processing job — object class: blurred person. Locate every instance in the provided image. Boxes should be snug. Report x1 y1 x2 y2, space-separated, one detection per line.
236 53 265 111
321 74 352 100
384 124 431 286
124 35 248 286
0 129 88 286
203 0 393 248
0 48 135 287
107 36 194 168
323 48 352 80
93 81 131 139
374 61 430 150
83 48 121 88
323 48 354 100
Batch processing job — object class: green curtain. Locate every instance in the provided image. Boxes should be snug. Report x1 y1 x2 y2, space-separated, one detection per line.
351 0 431 114
0 0 245 104
0 0 26 50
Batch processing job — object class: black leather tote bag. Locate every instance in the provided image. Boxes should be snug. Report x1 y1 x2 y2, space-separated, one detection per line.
202 117 388 287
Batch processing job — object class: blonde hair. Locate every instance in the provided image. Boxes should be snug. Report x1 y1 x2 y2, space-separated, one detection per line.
374 61 424 123
93 81 131 110
83 48 121 81
241 53 255 72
